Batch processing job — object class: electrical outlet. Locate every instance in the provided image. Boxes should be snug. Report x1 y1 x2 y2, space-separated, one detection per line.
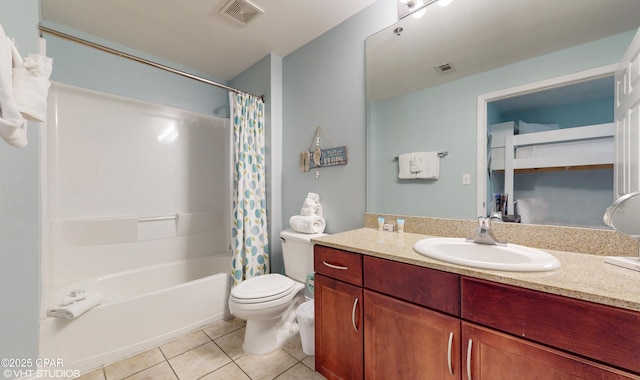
462 173 471 185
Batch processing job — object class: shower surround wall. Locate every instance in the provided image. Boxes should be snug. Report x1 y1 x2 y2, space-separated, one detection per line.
40 82 232 374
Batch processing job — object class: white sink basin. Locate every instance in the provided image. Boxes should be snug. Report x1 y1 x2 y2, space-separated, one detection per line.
413 238 561 272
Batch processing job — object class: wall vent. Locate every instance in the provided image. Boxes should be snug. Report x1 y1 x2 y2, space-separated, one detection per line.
434 62 455 74
220 0 264 26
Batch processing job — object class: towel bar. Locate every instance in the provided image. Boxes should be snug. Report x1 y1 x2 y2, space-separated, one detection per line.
393 151 448 160
138 214 178 222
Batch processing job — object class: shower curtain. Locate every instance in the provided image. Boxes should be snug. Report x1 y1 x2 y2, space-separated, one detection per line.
230 92 269 286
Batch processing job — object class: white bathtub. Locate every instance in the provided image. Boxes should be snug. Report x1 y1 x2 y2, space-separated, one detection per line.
39 255 232 375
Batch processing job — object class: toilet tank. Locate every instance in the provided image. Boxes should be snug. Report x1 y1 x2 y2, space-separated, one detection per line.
280 229 326 283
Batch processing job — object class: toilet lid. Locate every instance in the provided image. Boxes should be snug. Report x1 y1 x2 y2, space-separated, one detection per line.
230 274 296 304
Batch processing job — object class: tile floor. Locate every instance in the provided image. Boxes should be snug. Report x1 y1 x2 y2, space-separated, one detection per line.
74 317 325 380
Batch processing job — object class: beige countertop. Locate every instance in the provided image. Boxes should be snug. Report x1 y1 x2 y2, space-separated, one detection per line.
312 228 640 312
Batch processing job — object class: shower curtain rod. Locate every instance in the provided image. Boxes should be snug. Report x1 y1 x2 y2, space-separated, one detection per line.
38 25 265 102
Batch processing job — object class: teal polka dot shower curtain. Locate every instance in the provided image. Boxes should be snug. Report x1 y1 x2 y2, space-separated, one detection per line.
230 92 269 286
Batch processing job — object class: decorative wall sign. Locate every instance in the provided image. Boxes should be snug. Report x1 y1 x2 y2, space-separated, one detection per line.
300 126 348 178
309 146 348 168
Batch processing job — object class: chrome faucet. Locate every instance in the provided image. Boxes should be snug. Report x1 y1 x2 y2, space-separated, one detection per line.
466 217 506 246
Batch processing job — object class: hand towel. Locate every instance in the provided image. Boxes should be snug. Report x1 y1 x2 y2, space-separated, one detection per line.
48 293 103 319
414 151 440 179
0 25 27 147
410 152 422 173
289 215 326 234
11 43 53 122
398 153 416 179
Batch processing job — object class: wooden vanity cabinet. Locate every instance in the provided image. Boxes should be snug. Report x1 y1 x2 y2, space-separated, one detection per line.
314 245 640 379
314 246 364 380
363 256 462 379
462 322 640 380
462 278 640 376
314 247 462 379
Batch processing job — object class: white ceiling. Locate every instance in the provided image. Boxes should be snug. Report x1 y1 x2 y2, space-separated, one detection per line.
367 0 640 101
39 0 640 100
40 0 378 81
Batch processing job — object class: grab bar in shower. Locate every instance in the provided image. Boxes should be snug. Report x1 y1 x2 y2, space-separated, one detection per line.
138 214 179 223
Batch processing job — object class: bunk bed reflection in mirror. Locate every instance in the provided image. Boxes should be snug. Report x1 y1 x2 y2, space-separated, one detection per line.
481 70 617 228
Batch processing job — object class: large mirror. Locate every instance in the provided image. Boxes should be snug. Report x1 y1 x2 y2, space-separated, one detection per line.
366 0 640 228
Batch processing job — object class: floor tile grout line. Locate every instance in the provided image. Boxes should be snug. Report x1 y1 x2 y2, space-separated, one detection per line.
201 324 245 342
79 318 318 380
120 360 166 380
170 325 247 380
157 345 181 380
106 345 310 380
272 360 302 380
165 339 232 380
119 347 171 380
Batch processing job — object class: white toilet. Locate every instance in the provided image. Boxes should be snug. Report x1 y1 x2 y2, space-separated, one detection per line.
228 229 325 355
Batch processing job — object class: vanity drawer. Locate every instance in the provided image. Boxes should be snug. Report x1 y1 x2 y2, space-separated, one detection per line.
461 277 640 375
314 245 363 286
364 256 460 316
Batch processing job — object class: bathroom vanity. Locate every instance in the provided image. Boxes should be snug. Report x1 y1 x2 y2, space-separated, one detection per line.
312 228 640 380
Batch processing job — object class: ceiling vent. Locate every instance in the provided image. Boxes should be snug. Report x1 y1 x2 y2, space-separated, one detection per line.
434 62 455 74
220 0 264 26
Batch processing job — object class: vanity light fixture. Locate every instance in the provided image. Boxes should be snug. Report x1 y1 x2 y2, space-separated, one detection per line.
398 0 453 19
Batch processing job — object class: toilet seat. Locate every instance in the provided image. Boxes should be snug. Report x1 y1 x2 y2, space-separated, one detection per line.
230 274 296 304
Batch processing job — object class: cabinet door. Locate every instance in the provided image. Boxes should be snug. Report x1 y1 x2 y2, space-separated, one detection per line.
364 290 461 380
462 277 640 374
462 322 640 380
315 274 363 380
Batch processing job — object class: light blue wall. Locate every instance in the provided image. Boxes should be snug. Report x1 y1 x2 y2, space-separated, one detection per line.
367 30 636 220
0 14 258 371
0 0 41 374
2 0 635 369
42 22 229 115
282 0 397 233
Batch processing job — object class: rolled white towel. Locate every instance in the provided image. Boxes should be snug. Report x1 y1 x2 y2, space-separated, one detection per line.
48 293 103 319
12 50 53 122
289 215 326 234
300 192 322 216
